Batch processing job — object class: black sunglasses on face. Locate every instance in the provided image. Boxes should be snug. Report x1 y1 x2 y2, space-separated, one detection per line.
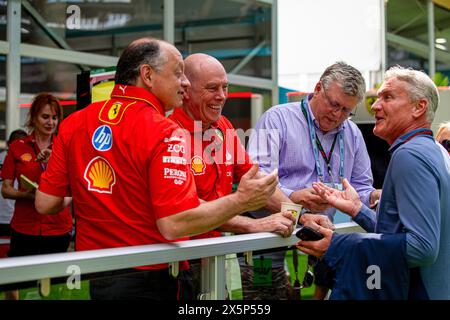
441 139 450 152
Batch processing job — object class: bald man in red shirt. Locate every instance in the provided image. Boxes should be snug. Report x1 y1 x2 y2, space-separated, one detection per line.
170 54 296 299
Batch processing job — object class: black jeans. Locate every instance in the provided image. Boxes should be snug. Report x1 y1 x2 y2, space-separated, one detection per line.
89 268 178 300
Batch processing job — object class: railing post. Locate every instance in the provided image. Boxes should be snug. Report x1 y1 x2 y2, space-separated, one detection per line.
199 257 211 300
214 255 226 300
199 255 226 300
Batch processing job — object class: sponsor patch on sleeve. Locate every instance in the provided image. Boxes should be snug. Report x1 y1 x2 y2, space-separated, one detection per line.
163 167 187 185
162 156 187 165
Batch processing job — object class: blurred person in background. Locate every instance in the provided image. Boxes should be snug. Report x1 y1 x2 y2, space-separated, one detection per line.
1 93 72 300
0 129 27 240
435 121 450 154
0 129 28 265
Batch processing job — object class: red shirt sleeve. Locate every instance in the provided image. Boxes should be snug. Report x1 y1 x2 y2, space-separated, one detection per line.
39 123 71 197
1 144 17 181
149 128 200 219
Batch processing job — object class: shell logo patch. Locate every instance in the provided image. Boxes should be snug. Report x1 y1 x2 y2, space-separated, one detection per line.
20 153 33 162
108 102 122 120
84 156 116 194
191 156 206 175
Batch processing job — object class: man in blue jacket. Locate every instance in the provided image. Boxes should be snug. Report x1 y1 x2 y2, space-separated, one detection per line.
298 66 450 299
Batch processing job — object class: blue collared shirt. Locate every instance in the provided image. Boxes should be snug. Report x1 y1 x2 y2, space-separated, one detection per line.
351 128 450 299
248 97 375 218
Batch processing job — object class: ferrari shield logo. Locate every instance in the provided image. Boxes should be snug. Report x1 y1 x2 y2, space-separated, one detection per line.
108 102 122 120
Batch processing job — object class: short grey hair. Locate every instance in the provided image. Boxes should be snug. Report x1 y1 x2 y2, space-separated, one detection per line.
385 66 439 123
320 61 366 102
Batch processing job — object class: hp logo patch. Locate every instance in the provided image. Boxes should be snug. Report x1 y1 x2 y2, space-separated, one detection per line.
92 125 113 151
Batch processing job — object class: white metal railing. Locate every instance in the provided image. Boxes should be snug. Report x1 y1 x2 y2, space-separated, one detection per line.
0 222 364 299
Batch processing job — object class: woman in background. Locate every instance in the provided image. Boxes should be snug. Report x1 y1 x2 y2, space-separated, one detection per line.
0 129 27 240
1 93 72 300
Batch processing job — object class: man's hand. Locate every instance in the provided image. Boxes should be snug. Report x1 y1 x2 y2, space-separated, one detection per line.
299 213 335 231
290 187 330 213
370 189 382 209
254 211 296 237
23 188 36 200
312 179 362 217
235 164 278 212
296 225 333 258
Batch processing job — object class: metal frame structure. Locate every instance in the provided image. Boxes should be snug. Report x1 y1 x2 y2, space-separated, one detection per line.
385 0 450 77
4 0 279 137
6 0 21 139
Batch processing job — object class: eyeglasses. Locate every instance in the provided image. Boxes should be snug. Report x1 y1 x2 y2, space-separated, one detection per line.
441 139 450 153
321 85 356 117
295 255 318 290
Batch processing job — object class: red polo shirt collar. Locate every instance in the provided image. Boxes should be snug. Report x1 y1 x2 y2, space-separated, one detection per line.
110 84 165 115
171 107 219 133
23 132 53 151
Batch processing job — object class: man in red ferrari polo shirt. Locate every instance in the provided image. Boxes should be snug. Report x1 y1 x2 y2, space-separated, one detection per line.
170 53 296 299
35 38 279 300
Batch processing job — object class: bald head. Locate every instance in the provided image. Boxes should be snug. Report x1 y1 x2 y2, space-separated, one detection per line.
184 54 226 84
183 54 228 129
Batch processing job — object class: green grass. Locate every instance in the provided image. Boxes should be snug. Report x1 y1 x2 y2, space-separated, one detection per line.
285 250 316 299
230 251 315 300
0 280 90 300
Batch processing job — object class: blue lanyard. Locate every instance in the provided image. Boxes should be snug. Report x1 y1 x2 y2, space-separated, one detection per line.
301 98 345 186
29 140 47 172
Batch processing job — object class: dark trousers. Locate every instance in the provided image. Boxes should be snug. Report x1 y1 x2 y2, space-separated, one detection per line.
0 224 11 237
89 268 178 300
8 229 71 257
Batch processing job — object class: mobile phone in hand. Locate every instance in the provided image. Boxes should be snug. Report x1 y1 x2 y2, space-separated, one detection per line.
295 226 324 241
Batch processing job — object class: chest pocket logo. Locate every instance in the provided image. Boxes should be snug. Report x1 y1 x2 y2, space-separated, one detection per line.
20 153 33 162
84 156 116 194
191 156 206 175
92 125 113 151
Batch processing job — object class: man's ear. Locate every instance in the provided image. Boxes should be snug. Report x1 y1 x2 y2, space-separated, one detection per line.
140 64 154 88
412 99 428 119
313 81 322 97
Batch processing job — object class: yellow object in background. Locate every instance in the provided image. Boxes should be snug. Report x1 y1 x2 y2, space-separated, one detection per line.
91 80 115 103
20 174 39 190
